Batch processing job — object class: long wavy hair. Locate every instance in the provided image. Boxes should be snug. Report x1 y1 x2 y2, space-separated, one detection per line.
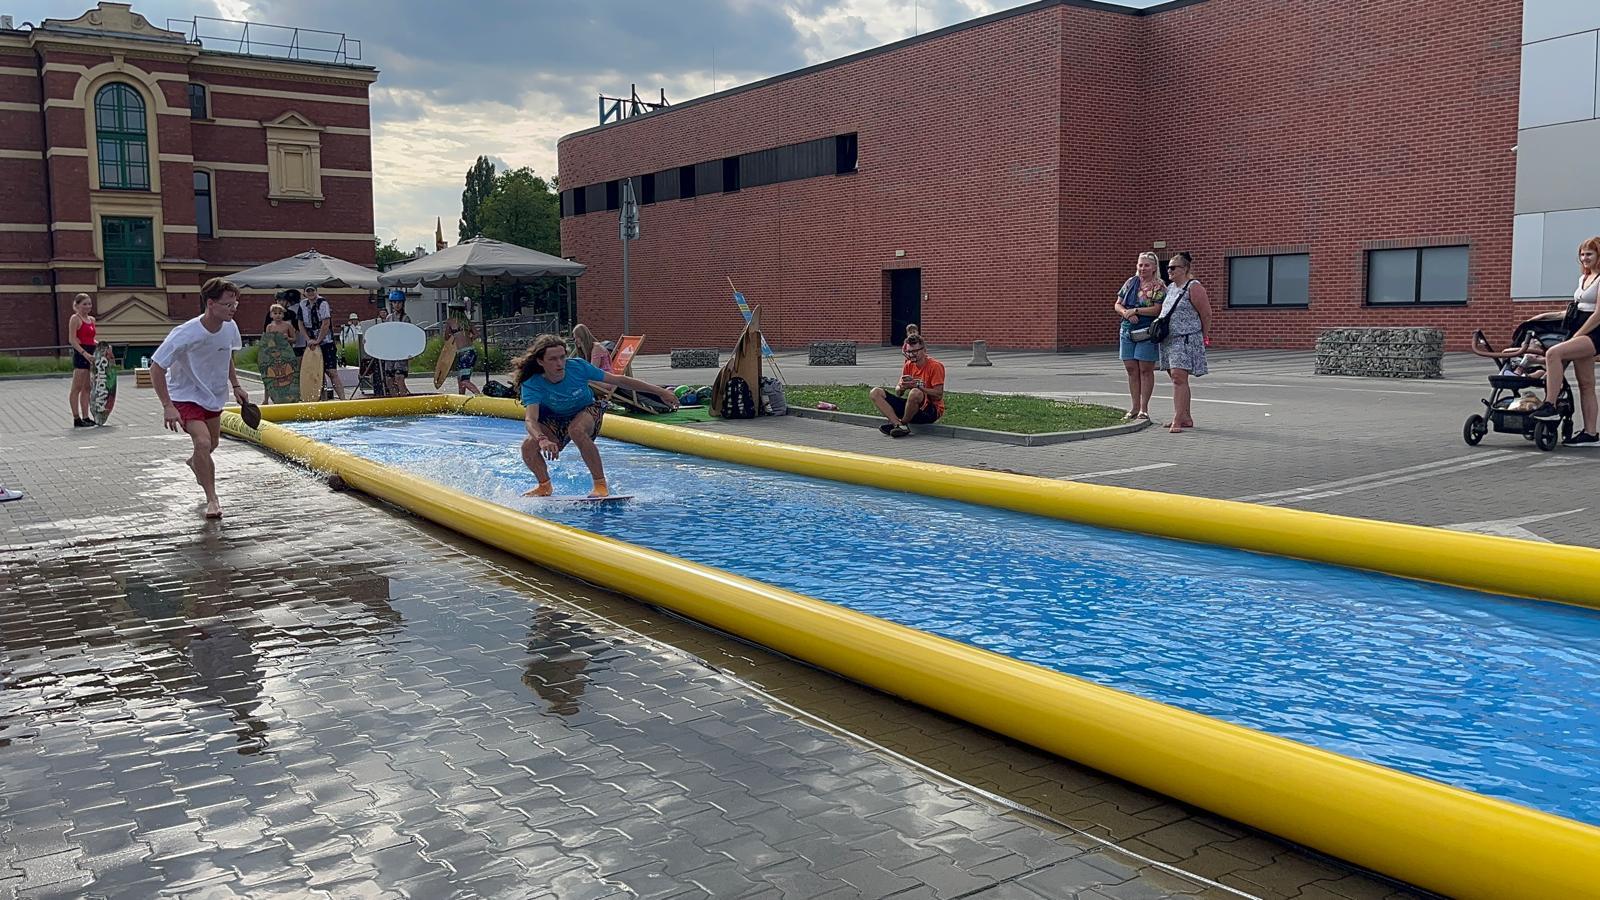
512 334 568 389
571 323 598 364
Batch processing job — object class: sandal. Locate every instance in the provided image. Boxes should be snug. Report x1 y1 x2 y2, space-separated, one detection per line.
1134 412 1150 421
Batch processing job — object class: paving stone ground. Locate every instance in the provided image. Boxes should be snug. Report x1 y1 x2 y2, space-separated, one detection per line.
0 370 1440 899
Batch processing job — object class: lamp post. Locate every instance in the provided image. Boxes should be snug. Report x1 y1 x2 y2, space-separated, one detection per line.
620 178 639 332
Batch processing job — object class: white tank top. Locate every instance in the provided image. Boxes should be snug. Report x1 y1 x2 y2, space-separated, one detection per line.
1576 274 1598 312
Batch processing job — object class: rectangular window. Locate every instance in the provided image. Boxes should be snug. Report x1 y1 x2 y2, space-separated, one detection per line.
679 164 696 199
1228 253 1309 307
1367 246 1469 305
193 170 213 239
188 83 208 119
605 180 620 211
102 216 155 287
722 156 740 193
572 188 586 216
694 159 721 195
835 133 858 174
656 167 680 202
560 189 573 218
641 172 656 204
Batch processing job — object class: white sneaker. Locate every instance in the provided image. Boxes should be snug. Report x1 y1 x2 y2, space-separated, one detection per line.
0 488 22 502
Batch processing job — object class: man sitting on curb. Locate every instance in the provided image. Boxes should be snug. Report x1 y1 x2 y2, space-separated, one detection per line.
870 334 945 438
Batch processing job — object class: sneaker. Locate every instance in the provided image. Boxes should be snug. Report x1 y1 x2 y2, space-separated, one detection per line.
1563 431 1600 446
1530 403 1560 420
73 417 92 427
0 488 21 503
890 424 911 438
878 423 895 436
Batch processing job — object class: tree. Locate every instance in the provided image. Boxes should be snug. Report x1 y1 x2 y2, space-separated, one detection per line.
476 167 560 255
459 156 497 243
373 239 409 269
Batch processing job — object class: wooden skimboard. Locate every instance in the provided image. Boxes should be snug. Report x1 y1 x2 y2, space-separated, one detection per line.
90 350 117 425
259 332 299 404
432 337 458 390
298 343 326 402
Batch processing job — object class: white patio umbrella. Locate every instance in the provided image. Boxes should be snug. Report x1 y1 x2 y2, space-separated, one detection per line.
376 237 586 288
225 249 383 290
379 237 587 377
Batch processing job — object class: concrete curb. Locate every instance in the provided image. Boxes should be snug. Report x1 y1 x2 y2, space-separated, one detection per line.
0 372 75 381
785 407 1149 445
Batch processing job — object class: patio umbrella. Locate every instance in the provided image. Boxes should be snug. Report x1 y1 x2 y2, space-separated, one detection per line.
224 249 383 290
376 237 586 287
379 237 587 378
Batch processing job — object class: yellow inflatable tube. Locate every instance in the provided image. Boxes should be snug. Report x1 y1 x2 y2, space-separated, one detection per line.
222 402 1600 900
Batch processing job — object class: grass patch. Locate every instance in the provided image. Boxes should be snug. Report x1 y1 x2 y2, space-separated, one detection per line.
0 354 76 375
784 384 1126 434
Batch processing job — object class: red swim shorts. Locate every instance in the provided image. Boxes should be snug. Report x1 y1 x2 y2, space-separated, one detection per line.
173 401 220 423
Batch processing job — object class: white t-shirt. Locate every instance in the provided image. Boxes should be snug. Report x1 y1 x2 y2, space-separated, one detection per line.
151 316 242 411
299 298 333 344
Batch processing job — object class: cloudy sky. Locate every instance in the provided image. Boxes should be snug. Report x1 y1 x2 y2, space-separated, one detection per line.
15 0 1160 250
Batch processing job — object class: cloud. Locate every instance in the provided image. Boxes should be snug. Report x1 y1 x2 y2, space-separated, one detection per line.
15 0 1159 251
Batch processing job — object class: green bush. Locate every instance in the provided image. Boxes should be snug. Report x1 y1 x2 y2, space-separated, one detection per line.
0 354 76 375
236 343 261 373
409 337 508 374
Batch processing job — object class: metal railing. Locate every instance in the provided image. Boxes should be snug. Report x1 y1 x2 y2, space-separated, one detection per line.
167 16 362 64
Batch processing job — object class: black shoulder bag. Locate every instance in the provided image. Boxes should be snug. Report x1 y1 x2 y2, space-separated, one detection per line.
1146 280 1192 344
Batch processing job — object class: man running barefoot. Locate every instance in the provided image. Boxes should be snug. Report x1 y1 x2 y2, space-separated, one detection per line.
150 278 249 519
514 334 678 498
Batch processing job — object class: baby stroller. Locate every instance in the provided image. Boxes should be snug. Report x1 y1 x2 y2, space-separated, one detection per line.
1463 311 1574 451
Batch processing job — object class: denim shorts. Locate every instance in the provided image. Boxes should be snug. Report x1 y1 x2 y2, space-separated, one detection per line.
1119 329 1159 362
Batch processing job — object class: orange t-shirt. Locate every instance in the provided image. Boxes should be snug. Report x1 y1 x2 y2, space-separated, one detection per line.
903 356 946 415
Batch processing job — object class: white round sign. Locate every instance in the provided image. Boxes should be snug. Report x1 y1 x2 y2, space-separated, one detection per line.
363 321 426 361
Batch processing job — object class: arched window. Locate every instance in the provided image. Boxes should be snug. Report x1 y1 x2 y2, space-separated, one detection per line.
94 83 149 190
193 170 214 238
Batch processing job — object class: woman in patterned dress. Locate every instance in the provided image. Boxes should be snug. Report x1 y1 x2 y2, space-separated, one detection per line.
1158 251 1212 433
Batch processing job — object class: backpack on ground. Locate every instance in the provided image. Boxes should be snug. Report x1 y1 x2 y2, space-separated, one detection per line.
759 376 787 416
483 379 514 398
720 376 756 419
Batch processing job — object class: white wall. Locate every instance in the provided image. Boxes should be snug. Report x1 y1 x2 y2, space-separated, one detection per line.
1513 0 1600 297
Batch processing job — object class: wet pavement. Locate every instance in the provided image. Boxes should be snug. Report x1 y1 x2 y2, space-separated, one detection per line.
0 378 1427 899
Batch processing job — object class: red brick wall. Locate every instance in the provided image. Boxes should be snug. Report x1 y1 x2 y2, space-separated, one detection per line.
0 41 376 351
559 0 1526 351
1136 0 1525 350
559 5 1071 351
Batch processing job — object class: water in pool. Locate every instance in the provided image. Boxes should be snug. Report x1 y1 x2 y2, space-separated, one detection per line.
287 414 1600 825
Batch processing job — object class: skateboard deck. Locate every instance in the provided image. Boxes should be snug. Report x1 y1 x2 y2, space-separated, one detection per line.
299 343 326 402
433 337 458 390
90 351 117 425
259 332 299 404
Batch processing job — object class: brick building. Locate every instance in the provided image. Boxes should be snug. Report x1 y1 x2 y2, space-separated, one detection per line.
557 0 1536 351
0 3 376 355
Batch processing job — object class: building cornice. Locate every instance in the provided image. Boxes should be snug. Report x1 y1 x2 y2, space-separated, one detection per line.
191 54 378 85
31 36 197 63
559 0 1210 145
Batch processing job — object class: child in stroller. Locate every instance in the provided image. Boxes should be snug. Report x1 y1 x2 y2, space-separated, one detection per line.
1463 311 1574 451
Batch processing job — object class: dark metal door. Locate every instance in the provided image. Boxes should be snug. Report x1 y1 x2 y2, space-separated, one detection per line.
888 269 921 346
